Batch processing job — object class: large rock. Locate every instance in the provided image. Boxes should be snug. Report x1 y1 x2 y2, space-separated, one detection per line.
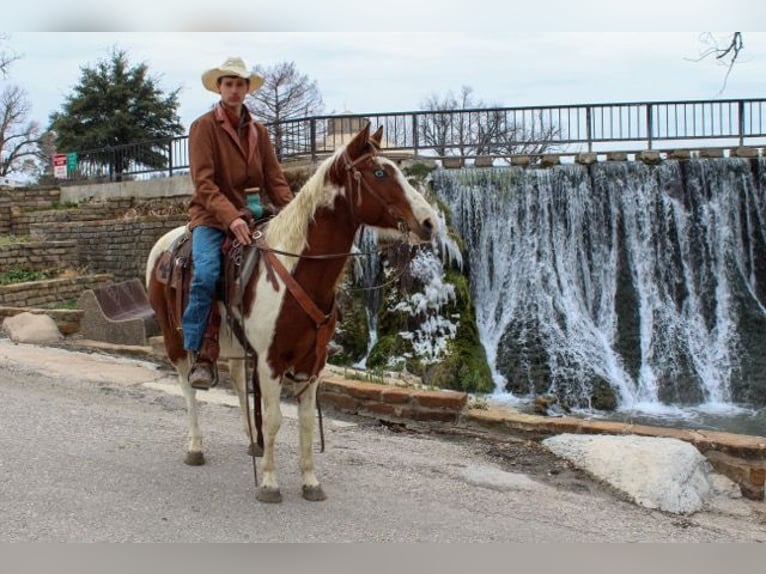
2 312 63 343
543 434 715 514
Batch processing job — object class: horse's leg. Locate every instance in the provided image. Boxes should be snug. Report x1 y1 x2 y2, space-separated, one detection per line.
255 364 283 503
228 358 263 457
176 359 205 466
297 378 326 501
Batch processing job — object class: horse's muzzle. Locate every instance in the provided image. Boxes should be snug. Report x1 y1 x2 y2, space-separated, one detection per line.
410 216 436 243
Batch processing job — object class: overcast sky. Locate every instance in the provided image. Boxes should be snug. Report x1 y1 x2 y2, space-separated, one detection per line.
3 29 766 132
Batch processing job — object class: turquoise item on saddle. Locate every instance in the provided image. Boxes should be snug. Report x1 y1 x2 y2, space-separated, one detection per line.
246 194 264 219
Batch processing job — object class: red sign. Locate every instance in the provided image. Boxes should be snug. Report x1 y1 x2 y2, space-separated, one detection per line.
53 153 67 179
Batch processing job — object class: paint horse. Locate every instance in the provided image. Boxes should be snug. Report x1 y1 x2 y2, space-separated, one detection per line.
145 124 438 503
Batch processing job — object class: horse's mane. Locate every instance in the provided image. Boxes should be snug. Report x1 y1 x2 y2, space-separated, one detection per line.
265 148 346 260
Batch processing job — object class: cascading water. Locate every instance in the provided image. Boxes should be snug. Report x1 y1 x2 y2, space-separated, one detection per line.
351 228 382 368
351 208 465 370
434 158 766 412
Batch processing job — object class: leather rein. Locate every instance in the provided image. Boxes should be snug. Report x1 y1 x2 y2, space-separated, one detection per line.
252 148 411 375
231 149 415 485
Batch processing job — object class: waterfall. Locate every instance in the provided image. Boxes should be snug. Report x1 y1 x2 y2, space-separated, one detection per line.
434 158 766 409
352 228 382 369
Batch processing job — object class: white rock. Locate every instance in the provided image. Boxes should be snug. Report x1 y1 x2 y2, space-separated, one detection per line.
543 434 713 514
2 312 63 343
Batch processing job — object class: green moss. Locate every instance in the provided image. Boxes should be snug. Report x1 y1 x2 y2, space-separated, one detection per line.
367 334 418 373
590 378 618 411
329 281 370 366
422 269 493 393
431 195 454 228
403 162 437 180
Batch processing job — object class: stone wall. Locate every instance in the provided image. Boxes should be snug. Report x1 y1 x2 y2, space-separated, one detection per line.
318 376 468 424
12 198 140 236
29 215 188 283
0 241 79 272
0 274 113 307
0 186 62 235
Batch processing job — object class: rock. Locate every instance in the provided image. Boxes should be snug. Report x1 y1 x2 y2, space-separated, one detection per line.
2 312 63 343
543 434 713 514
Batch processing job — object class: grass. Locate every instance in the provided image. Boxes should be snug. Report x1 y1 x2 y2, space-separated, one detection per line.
340 366 387 385
0 268 61 285
0 235 31 246
50 201 80 210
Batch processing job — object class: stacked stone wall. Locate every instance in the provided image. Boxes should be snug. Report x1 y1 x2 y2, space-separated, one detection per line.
0 186 62 235
0 274 112 307
29 215 188 282
0 241 79 272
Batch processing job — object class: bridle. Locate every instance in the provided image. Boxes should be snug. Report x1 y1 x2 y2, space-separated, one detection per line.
234 145 415 268
341 148 411 238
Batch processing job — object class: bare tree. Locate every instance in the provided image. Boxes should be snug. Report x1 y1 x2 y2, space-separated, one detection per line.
493 110 562 163
420 86 480 157
0 85 43 177
691 32 744 93
419 86 561 161
246 61 324 160
0 33 21 78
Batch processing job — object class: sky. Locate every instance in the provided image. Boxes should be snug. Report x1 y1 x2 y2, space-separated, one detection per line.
2 29 766 133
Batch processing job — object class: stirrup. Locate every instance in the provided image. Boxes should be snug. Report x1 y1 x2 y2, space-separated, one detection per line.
188 354 219 391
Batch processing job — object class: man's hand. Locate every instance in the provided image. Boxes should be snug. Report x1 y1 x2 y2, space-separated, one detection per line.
229 217 252 245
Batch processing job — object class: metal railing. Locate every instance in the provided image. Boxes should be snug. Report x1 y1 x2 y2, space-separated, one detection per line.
67 98 766 182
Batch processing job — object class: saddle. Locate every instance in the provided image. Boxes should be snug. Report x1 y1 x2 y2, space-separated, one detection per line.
154 224 266 357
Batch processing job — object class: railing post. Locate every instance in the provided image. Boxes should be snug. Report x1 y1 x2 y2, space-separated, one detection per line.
738 100 745 146
310 118 317 162
107 145 114 182
168 139 174 177
646 104 654 150
412 113 419 156
586 106 592 153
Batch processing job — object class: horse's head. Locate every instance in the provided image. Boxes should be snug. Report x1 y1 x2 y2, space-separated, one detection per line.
334 124 437 243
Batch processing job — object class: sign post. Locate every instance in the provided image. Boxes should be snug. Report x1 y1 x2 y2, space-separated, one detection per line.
66 152 78 174
53 153 67 179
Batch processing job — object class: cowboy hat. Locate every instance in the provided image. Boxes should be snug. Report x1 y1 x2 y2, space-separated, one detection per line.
201 57 265 94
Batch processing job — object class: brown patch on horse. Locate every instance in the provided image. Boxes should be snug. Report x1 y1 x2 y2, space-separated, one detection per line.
147 256 185 364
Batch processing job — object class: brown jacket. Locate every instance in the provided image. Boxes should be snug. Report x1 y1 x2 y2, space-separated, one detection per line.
187 103 294 231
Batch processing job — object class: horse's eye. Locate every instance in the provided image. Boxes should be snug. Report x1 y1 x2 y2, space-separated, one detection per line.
372 168 386 179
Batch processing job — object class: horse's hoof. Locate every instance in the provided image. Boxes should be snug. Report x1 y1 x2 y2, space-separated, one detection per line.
184 451 205 466
302 485 327 502
256 487 283 504
248 443 264 458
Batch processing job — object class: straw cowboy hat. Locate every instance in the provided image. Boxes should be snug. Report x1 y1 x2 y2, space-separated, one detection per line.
201 57 265 94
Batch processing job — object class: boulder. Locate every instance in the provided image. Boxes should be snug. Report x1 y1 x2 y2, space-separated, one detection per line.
2 311 63 343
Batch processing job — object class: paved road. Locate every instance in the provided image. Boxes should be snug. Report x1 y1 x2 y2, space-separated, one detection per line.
1 340 765 542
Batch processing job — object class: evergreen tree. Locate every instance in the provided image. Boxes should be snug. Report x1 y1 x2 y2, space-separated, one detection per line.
48 48 183 178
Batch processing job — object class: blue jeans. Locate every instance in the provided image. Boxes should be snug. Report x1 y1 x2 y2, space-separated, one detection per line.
182 226 225 353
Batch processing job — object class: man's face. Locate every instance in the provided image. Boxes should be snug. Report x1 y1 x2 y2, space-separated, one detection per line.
218 76 250 107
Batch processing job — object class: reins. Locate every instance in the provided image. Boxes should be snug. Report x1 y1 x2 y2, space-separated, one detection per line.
251 239 413 293
230 144 418 486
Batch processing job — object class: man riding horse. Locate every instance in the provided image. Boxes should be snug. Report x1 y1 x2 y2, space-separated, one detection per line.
183 56 294 390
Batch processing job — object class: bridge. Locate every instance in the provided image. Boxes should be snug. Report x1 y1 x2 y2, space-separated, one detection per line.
62 97 766 182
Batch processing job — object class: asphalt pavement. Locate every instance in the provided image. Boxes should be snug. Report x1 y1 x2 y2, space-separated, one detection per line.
1 339 765 542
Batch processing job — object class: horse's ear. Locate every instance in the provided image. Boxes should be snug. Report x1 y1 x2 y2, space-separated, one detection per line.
345 122 372 158
370 126 384 149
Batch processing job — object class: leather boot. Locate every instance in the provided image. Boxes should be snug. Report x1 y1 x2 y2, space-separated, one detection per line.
188 305 221 391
